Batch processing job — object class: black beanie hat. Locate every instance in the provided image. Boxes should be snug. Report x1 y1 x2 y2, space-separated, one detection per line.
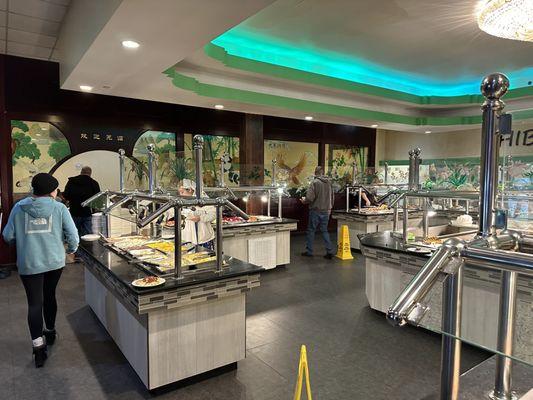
31 173 59 196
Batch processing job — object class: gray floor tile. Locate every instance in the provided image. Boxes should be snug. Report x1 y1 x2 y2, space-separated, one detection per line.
0 235 495 400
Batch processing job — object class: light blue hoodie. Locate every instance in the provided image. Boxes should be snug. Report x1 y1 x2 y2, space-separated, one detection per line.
2 196 79 275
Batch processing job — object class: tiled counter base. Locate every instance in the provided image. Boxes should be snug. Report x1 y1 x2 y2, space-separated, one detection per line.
79 242 262 390
222 219 298 269
360 236 533 366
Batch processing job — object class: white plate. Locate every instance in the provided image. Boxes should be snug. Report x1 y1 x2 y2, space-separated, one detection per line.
81 234 100 241
132 277 166 288
406 247 432 254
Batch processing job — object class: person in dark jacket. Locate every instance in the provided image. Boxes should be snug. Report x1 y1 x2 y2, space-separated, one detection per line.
301 166 335 259
63 166 100 236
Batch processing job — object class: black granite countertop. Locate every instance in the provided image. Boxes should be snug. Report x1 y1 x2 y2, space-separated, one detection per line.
79 240 264 295
358 232 432 258
221 217 298 229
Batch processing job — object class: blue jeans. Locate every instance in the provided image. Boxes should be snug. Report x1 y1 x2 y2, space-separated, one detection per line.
73 216 93 236
306 210 333 255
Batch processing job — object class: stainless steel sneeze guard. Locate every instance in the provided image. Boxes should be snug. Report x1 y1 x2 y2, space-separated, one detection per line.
385 73 532 400
81 136 251 281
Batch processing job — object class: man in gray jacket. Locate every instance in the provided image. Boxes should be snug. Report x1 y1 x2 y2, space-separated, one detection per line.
301 166 335 259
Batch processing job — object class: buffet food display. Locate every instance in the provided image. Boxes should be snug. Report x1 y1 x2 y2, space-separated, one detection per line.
102 235 222 275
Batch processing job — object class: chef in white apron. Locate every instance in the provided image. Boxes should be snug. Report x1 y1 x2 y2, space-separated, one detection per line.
169 180 216 250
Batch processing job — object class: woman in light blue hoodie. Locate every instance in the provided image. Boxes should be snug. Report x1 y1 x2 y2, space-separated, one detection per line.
2 173 79 367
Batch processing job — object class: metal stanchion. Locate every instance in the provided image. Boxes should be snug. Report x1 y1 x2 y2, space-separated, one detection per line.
118 148 125 193
346 186 350 212
267 190 271 217
174 206 182 279
358 187 362 213
403 197 408 244
490 270 518 400
216 205 224 273
440 266 463 400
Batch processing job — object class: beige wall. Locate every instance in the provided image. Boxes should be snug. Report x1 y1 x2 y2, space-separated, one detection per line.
376 125 533 165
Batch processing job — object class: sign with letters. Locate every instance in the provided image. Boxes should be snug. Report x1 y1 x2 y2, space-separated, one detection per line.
499 129 533 148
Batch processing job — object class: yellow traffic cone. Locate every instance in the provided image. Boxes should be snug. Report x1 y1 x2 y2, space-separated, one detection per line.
336 225 354 260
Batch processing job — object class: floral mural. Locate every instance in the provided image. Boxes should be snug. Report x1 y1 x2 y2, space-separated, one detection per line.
184 134 240 187
325 144 370 186
11 120 71 194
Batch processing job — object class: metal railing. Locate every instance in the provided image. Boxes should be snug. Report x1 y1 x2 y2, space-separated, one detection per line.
387 73 531 400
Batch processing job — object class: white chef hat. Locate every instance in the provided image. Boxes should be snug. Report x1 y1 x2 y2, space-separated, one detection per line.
181 179 196 192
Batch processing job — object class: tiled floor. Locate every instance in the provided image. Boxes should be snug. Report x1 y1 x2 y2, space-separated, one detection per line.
0 235 491 399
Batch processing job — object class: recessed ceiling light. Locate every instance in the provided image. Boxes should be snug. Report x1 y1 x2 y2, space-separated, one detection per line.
371 124 378 128
304 115 313 121
122 40 140 49
79 85 93 92
425 130 432 134
214 104 224 110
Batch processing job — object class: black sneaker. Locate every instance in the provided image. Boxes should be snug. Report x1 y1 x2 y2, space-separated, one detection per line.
33 345 48 368
44 329 57 346
301 252 313 257
324 254 334 260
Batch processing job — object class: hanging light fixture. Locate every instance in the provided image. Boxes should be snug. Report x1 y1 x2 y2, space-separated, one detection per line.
477 0 533 42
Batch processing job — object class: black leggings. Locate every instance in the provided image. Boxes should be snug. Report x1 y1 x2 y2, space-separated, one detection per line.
20 268 63 340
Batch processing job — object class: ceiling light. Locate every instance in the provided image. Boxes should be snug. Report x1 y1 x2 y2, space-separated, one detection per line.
425 130 432 134
304 116 313 121
214 104 224 110
79 85 93 92
371 124 378 128
477 0 533 42
122 40 140 49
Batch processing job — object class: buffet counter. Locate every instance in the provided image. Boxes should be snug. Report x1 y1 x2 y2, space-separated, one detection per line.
79 240 263 390
332 209 424 250
360 233 533 362
221 218 298 269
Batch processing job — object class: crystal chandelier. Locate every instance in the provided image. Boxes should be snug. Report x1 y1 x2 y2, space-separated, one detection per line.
477 0 533 42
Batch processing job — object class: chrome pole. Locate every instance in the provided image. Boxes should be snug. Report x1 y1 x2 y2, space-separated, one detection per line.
193 135 204 199
490 270 518 400
267 190 271 217
216 205 224 272
440 266 464 400
147 144 156 195
478 73 509 237
118 149 125 193
278 190 283 219
173 206 182 279
408 148 421 192
423 199 429 239
346 186 350 212
358 187 362 213
105 193 111 238
219 156 225 187
272 159 277 186
393 204 399 232
403 196 408 244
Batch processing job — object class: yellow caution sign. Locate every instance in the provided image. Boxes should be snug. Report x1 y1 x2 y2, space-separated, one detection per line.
293 345 313 400
336 225 354 260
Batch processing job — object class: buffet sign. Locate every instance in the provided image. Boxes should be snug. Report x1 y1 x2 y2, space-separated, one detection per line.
500 129 533 148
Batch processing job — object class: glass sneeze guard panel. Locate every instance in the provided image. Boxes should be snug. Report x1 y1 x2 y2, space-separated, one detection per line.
400 266 533 368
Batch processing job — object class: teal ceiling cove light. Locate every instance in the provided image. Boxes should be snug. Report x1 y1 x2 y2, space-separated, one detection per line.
211 29 533 97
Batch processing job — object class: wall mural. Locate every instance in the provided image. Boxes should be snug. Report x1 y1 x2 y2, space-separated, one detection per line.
184 134 240 187
11 120 71 194
264 140 318 189
132 130 177 190
325 144 370 187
